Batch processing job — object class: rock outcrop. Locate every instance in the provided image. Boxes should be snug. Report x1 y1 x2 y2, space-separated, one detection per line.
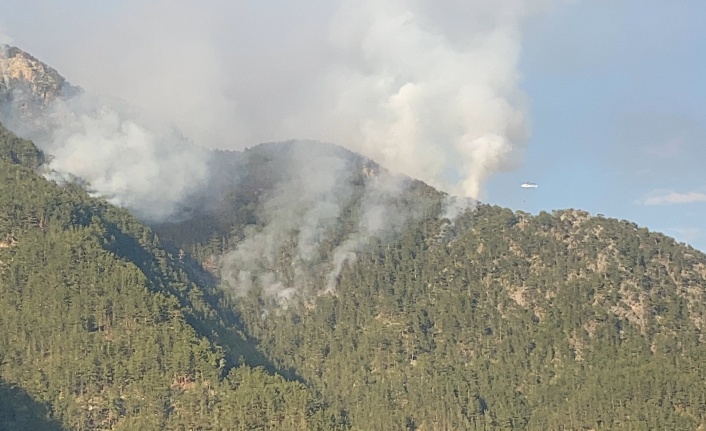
0 44 81 124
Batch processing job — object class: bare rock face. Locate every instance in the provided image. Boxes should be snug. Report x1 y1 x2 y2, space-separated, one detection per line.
0 44 81 125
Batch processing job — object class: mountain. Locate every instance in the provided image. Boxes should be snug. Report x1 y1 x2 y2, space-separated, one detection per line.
0 45 80 124
153 139 443 279
1 45 706 430
0 122 347 430
229 205 706 429
165 145 706 430
152 143 706 429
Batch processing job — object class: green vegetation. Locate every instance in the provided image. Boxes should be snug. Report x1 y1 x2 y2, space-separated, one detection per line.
2 121 706 430
0 123 346 430
231 206 706 430
153 141 443 268
0 379 66 431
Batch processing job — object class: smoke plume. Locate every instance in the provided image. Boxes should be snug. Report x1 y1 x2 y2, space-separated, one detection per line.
319 0 531 198
217 142 433 305
219 143 357 303
1 1 548 301
0 86 210 222
4 0 540 201
43 96 211 221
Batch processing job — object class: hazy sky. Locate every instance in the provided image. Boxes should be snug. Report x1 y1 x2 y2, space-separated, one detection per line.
1 1 704 251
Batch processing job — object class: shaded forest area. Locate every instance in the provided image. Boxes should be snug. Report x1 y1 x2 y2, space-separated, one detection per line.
0 123 347 430
154 134 706 430
227 203 706 430
2 121 706 429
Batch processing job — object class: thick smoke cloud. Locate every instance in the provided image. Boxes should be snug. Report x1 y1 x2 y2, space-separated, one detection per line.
318 0 532 198
1 40 211 221
0 80 210 221
42 96 211 221
9 0 543 202
218 143 429 304
2 1 549 302
218 144 354 305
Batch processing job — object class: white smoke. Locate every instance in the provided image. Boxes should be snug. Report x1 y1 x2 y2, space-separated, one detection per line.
8 0 544 201
2 90 210 222
219 144 354 304
0 39 211 221
323 171 423 293
218 142 431 303
312 0 532 199
0 26 11 46
1 1 550 300
44 96 210 221
441 195 478 221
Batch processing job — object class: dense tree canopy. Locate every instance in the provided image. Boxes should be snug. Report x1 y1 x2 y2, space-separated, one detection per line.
230 205 706 430
2 121 706 430
0 122 346 430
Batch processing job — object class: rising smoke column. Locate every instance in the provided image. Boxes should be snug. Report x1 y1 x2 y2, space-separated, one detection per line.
218 142 359 305
217 141 435 305
316 0 532 199
42 95 211 222
24 0 543 201
0 26 11 46
2 1 546 301
0 43 211 222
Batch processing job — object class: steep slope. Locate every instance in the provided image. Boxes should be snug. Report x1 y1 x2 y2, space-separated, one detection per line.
154 140 443 260
228 206 706 430
3 44 706 430
0 122 347 430
153 139 445 311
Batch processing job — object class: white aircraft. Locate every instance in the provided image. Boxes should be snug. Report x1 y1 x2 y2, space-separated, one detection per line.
520 182 538 188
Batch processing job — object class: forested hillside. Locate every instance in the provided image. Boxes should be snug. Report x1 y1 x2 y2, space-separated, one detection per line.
149 138 706 430
3 39 706 431
0 122 347 430
3 116 706 430
153 140 443 269
151 134 706 430
228 204 706 430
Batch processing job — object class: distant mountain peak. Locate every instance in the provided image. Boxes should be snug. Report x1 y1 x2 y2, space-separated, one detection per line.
0 44 80 118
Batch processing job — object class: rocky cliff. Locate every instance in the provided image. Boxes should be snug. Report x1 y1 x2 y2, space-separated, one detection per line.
0 44 80 123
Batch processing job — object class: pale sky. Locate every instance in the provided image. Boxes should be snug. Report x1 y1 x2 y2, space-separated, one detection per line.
488 1 706 252
1 1 704 251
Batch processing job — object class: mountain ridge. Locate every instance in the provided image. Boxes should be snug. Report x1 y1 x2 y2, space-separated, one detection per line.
0 121 348 430
0 44 81 117
1 45 706 430
230 203 706 429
